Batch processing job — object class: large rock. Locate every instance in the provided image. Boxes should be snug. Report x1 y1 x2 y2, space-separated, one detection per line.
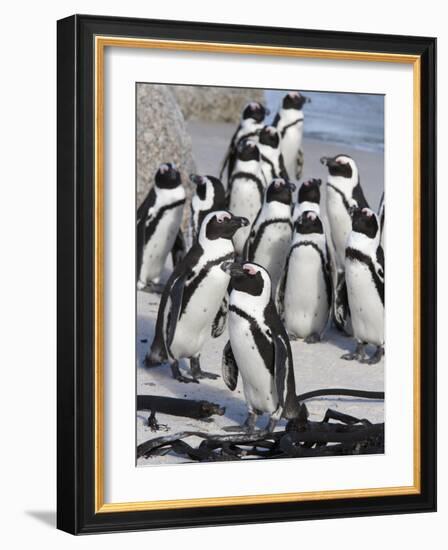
136 84 196 209
170 86 265 123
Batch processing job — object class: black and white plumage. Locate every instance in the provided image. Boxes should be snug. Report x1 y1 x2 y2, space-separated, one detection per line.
278 211 332 343
378 192 385 248
258 126 288 184
273 91 310 181
189 174 226 242
292 178 322 223
220 101 269 187
221 262 300 433
136 163 186 291
228 140 267 256
146 211 249 383
320 154 369 332
245 178 295 295
342 207 384 364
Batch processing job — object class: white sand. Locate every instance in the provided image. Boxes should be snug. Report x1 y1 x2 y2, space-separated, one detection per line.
137 120 384 466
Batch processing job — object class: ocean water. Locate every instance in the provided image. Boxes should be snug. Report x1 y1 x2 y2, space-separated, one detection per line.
265 89 384 153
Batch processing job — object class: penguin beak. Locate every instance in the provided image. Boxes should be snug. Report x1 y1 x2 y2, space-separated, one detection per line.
287 182 296 192
232 215 250 228
189 174 205 185
320 156 337 169
221 261 245 277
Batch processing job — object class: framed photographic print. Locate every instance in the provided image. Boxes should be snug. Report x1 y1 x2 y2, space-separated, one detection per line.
57 14 436 534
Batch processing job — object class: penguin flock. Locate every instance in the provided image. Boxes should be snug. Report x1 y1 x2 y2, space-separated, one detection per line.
137 92 385 433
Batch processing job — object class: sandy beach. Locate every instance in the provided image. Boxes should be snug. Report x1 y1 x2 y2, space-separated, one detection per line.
137 119 384 466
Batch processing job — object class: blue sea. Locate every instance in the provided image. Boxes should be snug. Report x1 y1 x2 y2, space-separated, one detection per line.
265 89 384 153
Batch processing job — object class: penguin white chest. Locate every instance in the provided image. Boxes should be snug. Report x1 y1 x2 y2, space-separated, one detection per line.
253 223 292 291
326 188 351 267
284 246 329 338
139 205 183 283
345 260 384 346
281 127 303 175
228 311 278 414
230 181 262 255
170 266 230 358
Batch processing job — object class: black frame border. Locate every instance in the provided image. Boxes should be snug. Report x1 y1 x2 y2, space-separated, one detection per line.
57 14 436 534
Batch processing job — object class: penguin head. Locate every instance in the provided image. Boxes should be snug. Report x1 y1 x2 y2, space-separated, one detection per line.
282 91 311 110
221 261 270 298
258 125 280 148
320 155 357 179
201 211 249 242
295 210 324 235
190 174 225 205
155 163 182 189
298 178 322 205
350 207 379 239
242 101 269 123
236 139 260 162
266 178 296 205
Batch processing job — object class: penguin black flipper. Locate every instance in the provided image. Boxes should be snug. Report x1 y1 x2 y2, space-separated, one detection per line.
222 340 238 391
266 302 300 419
219 124 241 180
352 180 369 209
166 271 189 350
324 243 333 309
376 245 385 275
211 297 228 338
279 153 289 180
272 112 280 127
170 229 186 267
136 188 156 280
276 249 291 318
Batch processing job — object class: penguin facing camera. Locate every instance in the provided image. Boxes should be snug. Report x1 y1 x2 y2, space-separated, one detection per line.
245 178 295 296
145 211 249 383
273 91 310 181
136 163 186 293
258 125 289 184
189 174 226 243
221 261 300 433
342 206 384 364
228 139 266 257
220 101 269 186
278 210 332 343
292 178 322 223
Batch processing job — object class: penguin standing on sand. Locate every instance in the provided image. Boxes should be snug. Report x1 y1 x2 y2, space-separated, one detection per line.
146 211 249 383
245 178 295 295
189 174 226 242
258 126 288 184
343 207 384 364
320 155 369 330
273 91 310 181
221 261 300 433
137 163 186 292
292 178 322 222
220 101 269 186
278 211 332 343
228 140 267 256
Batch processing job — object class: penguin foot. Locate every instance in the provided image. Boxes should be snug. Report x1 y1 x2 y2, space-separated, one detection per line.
223 412 259 433
171 362 199 384
305 333 321 344
360 346 384 365
190 357 220 381
341 342 366 362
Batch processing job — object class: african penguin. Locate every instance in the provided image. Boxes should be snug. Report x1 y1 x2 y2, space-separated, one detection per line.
320 154 369 332
145 211 249 383
137 163 186 292
245 178 295 295
342 207 384 364
189 174 226 243
378 192 385 248
292 178 322 223
277 211 332 343
220 101 269 187
228 140 267 257
273 91 310 181
221 261 300 433
258 126 288 184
